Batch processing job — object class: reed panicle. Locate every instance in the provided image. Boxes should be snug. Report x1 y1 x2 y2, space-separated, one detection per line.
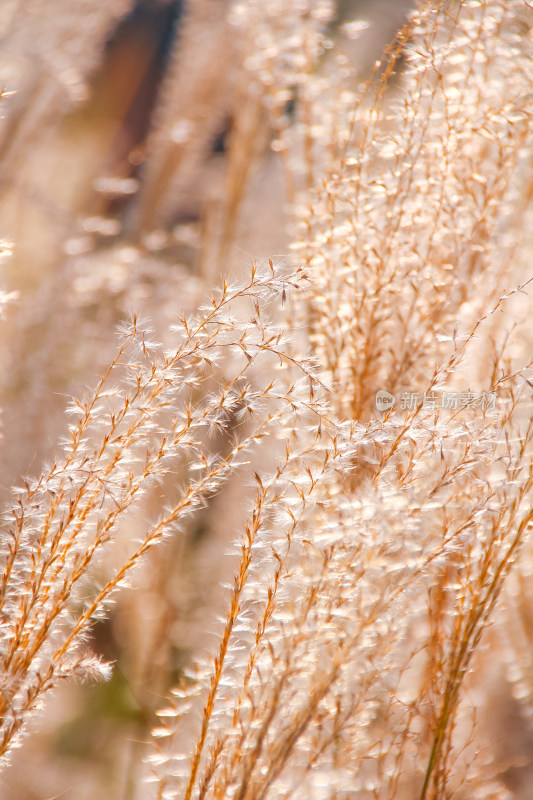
1 2 533 799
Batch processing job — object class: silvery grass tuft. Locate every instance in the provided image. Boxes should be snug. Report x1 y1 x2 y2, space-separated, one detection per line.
0 262 322 760
1 1 533 799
